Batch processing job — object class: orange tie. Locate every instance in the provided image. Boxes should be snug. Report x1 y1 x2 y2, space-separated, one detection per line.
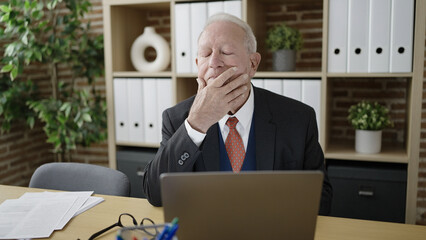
225 117 245 173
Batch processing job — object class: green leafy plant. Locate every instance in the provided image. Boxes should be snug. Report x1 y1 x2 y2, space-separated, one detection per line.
0 0 106 161
348 101 393 131
266 23 303 52
28 82 107 154
0 74 38 132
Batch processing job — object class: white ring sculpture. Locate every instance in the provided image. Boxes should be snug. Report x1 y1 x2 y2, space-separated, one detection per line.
131 27 170 72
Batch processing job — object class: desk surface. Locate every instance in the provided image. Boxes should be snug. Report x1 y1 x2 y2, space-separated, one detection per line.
1 184 426 240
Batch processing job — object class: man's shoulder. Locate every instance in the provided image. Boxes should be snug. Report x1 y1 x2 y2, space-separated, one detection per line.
254 87 316 127
254 87 313 113
164 95 195 122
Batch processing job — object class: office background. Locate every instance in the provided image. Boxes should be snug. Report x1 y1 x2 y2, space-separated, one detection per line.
0 0 424 225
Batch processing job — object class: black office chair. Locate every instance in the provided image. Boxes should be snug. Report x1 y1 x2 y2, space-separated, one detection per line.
29 162 130 197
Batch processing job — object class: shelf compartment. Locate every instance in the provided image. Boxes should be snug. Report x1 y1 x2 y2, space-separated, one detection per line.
325 141 408 163
248 0 323 72
325 77 409 160
109 2 171 72
176 77 198 103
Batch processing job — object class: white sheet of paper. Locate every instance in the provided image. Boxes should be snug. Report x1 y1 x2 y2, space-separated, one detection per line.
0 197 76 239
75 196 104 216
20 191 93 230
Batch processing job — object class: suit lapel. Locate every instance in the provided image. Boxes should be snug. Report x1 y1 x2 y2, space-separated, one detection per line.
201 123 220 171
253 87 276 170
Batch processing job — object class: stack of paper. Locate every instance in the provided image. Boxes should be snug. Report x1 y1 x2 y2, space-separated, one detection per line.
0 191 104 239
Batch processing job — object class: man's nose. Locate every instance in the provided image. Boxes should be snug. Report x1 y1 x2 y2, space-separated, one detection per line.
209 51 224 68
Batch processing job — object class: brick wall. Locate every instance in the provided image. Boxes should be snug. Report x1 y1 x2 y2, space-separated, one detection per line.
0 121 54 186
0 0 425 225
417 26 426 224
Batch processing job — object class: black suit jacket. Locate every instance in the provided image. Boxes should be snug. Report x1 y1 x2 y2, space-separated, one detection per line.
143 86 332 215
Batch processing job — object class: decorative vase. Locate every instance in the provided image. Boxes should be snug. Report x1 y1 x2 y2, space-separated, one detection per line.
130 26 170 72
272 49 296 71
355 129 382 154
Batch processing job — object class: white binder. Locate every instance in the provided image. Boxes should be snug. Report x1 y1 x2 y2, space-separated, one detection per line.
190 2 207 73
327 0 348 73
251 79 264 89
283 79 302 101
224 0 242 19
368 0 391 73
207 1 224 17
142 78 159 144
127 78 145 143
301 80 321 132
113 78 129 142
174 3 192 73
347 0 369 72
156 78 173 142
264 79 283 95
390 0 414 73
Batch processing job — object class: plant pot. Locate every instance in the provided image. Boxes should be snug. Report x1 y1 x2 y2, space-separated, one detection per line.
355 129 382 154
272 49 296 71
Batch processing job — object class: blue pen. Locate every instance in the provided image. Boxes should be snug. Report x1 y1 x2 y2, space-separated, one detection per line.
164 224 179 240
164 218 179 240
157 217 179 240
156 225 170 240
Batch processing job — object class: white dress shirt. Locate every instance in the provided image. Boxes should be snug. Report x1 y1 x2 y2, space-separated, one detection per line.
184 85 255 151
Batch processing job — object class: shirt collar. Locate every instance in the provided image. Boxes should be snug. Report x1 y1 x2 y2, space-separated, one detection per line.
218 84 254 131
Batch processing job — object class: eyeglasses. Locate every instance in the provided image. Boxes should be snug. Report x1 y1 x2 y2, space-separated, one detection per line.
88 213 160 240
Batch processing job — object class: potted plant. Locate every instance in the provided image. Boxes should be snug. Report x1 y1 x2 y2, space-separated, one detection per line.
0 0 107 161
347 101 393 154
266 23 303 71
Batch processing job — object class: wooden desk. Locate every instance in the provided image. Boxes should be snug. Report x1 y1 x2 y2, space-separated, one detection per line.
1 184 426 240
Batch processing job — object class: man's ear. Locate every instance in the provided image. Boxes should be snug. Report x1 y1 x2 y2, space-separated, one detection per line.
249 52 261 77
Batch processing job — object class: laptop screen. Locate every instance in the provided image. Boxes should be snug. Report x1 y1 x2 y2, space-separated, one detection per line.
160 171 323 240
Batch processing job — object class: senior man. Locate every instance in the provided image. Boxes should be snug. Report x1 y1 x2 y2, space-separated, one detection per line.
143 13 332 215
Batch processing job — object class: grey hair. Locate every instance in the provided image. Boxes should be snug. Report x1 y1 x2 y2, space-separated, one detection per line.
199 13 257 53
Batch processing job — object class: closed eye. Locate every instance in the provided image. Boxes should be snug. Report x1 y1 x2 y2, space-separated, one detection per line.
198 48 211 57
200 52 211 57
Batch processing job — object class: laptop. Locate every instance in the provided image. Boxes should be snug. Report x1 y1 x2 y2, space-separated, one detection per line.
160 171 323 240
